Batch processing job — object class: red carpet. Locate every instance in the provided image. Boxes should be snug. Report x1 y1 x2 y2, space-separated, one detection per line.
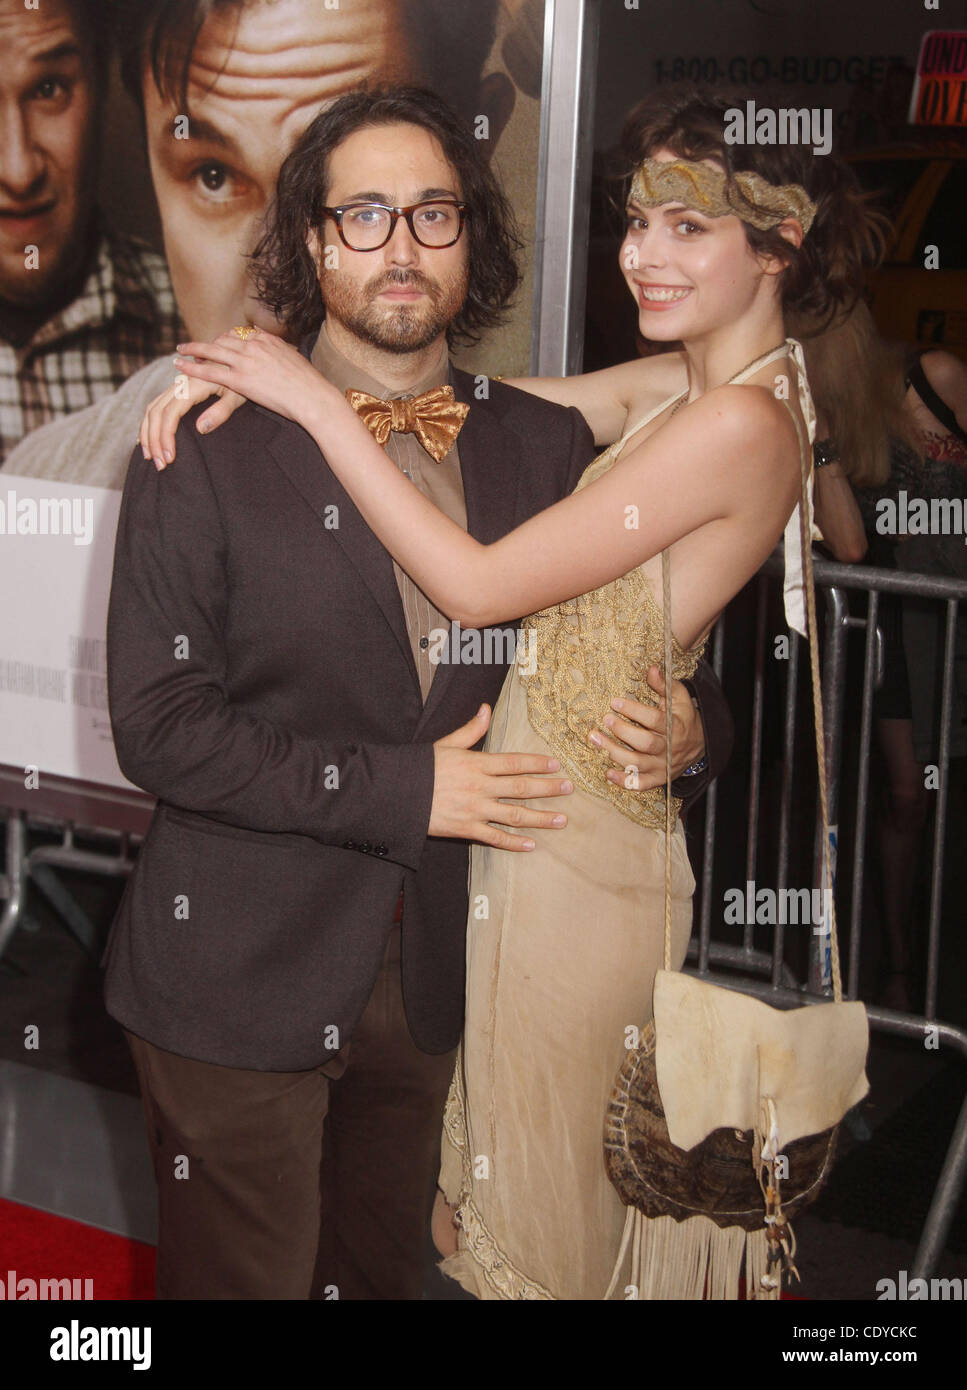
0 1198 155 1299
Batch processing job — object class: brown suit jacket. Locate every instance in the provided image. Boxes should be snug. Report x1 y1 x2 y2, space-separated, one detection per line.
103 350 732 1068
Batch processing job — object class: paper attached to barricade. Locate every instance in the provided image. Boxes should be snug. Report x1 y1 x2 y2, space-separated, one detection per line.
0 477 134 790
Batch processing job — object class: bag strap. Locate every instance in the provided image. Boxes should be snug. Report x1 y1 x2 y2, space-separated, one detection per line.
792 403 843 1002
660 388 843 1001
662 549 674 973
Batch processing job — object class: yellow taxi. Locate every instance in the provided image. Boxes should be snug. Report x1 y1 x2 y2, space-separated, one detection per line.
850 147 967 360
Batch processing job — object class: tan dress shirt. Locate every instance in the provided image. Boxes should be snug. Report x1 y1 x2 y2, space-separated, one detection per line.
310 324 467 703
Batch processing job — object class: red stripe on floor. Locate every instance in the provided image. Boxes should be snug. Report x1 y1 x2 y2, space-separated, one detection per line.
0 1197 155 1300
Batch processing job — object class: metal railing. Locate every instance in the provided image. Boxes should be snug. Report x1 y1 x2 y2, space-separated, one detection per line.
687 550 967 1280
0 770 151 959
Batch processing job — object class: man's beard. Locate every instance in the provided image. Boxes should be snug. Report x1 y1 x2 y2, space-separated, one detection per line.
319 264 468 353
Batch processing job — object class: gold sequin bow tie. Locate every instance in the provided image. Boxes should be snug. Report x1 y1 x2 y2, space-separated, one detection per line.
345 384 469 463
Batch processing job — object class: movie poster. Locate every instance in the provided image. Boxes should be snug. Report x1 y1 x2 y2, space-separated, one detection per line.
0 0 547 795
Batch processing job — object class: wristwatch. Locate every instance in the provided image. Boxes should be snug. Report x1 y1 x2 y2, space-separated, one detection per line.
680 755 708 777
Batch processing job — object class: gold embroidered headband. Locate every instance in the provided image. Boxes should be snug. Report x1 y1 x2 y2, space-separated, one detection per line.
630 158 817 234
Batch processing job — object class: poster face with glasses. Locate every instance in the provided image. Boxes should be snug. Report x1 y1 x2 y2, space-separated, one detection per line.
0 0 547 793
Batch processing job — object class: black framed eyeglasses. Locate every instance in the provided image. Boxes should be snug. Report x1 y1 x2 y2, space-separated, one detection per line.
321 199 469 252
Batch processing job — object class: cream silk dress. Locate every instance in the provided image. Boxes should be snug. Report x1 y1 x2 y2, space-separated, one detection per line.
437 343 815 1301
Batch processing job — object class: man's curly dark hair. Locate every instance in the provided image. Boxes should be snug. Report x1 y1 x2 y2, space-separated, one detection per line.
250 87 522 348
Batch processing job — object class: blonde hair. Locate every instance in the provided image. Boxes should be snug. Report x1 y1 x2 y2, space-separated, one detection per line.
795 301 922 488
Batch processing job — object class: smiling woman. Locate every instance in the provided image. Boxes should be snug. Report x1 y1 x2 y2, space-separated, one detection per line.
621 87 888 331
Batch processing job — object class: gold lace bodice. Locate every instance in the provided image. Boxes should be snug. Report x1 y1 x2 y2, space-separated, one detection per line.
519 440 706 832
518 338 817 832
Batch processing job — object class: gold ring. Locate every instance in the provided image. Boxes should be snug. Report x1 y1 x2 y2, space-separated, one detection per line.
232 325 258 341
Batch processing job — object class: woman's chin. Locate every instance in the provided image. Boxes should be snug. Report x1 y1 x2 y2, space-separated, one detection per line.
637 313 686 343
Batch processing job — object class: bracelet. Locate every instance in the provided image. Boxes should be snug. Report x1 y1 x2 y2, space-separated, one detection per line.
812 438 840 468
680 754 708 778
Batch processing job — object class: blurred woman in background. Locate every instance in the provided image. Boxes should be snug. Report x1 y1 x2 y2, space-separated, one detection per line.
805 301 967 1010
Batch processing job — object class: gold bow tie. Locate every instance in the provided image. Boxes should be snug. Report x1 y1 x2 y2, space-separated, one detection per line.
345 384 469 463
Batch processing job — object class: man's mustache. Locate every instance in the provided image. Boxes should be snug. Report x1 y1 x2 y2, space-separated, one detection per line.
367 269 439 299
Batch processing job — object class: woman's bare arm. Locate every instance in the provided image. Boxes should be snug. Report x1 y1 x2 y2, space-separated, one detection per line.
810 415 868 563
812 464 869 563
172 333 799 648
144 334 687 462
302 385 797 642
505 352 687 445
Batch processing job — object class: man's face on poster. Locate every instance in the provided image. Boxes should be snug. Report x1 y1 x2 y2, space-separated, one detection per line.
144 0 429 341
0 0 98 307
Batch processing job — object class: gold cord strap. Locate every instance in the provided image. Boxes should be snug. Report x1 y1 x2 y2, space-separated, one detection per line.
663 547 674 974
658 361 842 1000
792 406 843 1001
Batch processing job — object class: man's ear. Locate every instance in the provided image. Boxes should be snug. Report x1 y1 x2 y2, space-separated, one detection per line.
757 216 804 278
473 72 516 163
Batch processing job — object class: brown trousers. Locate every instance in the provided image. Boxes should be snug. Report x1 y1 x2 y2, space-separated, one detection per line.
124 926 456 1299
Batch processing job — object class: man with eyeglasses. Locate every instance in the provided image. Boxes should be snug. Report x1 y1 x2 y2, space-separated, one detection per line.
104 87 730 1301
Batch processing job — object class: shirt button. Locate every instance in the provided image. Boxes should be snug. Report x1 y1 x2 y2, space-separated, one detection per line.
419 636 429 649
403 469 412 479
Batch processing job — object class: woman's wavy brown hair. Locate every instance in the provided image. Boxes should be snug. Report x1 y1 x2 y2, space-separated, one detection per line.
795 300 922 489
249 86 522 347
621 85 891 329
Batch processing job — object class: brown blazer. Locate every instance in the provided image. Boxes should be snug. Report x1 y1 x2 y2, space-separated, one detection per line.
103 351 732 1069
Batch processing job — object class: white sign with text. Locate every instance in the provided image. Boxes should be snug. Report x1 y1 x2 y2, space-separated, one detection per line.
0 477 133 790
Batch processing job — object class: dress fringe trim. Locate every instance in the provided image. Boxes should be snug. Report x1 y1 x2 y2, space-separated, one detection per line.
604 1207 778 1301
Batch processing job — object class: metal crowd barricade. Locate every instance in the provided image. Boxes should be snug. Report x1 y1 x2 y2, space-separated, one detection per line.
0 769 151 960
688 549 967 1281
